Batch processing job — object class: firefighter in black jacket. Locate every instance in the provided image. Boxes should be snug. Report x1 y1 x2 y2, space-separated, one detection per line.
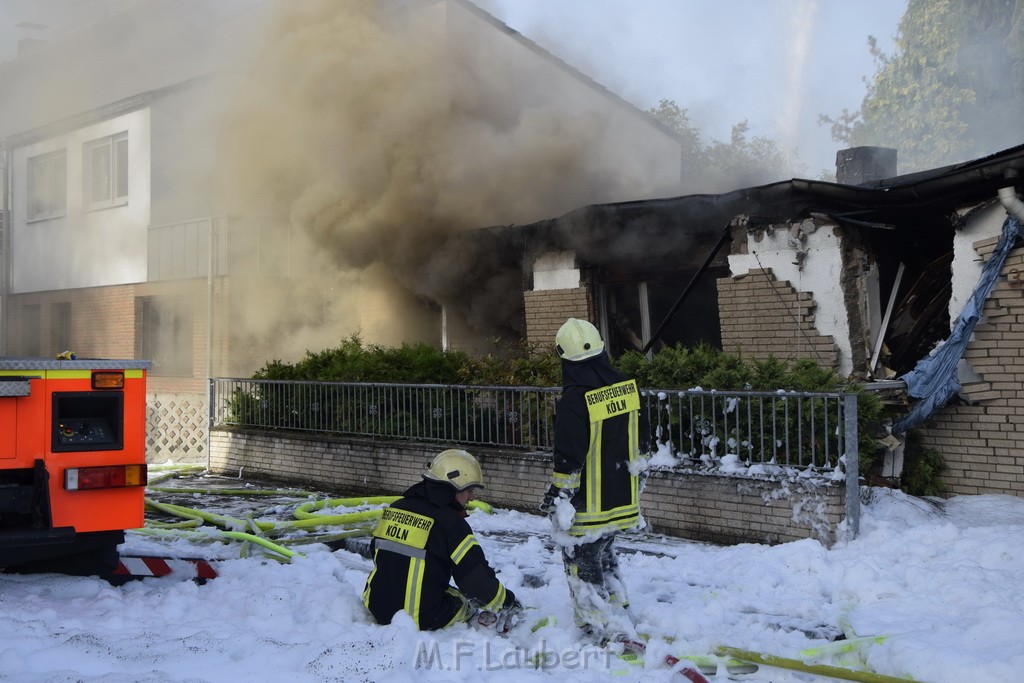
541 318 650 643
363 448 521 631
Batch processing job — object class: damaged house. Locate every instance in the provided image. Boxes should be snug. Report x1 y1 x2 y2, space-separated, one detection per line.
501 143 1024 498
2 1 1022 502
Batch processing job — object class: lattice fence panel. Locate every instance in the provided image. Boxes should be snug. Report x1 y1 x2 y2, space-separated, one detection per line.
146 392 208 462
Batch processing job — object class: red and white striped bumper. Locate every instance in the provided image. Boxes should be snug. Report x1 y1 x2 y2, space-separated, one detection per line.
113 556 219 580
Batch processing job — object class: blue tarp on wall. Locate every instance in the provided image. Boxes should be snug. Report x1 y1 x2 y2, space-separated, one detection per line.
894 215 1021 433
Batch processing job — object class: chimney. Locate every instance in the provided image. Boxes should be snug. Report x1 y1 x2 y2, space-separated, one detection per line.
836 146 897 185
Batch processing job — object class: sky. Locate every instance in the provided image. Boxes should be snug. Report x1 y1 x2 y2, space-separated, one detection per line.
471 0 907 175
1 475 1023 682
0 0 907 177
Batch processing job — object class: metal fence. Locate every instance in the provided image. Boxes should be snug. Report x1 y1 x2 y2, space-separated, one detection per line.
209 378 860 535
209 379 562 449
210 379 854 463
652 389 849 468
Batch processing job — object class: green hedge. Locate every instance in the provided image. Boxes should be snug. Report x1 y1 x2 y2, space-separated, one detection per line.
245 337 941 492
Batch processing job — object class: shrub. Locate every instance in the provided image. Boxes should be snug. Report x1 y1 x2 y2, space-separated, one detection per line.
245 339 893 481
900 430 948 497
254 335 469 384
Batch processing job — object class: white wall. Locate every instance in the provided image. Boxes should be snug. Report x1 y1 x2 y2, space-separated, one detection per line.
11 108 151 292
950 202 1009 325
532 251 580 291
728 221 855 375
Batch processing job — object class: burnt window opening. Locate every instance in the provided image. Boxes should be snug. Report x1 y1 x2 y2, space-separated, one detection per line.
595 266 725 358
865 212 955 377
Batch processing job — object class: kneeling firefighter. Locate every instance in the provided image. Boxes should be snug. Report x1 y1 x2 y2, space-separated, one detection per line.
363 448 522 631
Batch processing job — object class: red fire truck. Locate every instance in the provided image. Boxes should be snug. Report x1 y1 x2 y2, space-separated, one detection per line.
0 357 150 575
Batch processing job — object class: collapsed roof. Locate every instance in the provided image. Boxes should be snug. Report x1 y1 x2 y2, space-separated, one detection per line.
519 142 1024 266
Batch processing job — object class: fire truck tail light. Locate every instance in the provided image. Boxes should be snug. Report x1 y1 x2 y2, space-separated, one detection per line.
92 371 125 389
65 464 147 491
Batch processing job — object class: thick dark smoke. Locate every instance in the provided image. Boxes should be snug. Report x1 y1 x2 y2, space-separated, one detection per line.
217 0 666 343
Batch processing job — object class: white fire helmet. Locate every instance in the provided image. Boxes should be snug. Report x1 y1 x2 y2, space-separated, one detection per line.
425 449 484 491
555 318 605 361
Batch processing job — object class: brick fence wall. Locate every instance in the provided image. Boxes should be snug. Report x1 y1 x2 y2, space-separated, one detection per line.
918 239 1024 496
209 427 847 547
717 268 840 370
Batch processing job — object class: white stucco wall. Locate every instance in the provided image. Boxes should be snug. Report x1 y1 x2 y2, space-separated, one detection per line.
11 108 151 292
728 221 855 375
532 251 580 291
950 202 1012 325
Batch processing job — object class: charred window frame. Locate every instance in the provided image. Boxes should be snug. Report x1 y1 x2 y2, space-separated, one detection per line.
137 296 193 377
83 132 128 210
27 149 67 222
860 210 957 377
596 266 725 358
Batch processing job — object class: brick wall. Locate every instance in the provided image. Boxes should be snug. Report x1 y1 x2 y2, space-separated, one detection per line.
2 277 288 394
210 428 846 547
7 284 137 360
5 281 212 394
717 268 840 370
918 239 1024 496
523 287 592 347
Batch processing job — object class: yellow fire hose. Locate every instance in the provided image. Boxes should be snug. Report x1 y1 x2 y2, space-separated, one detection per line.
713 646 917 683
138 470 493 563
133 526 300 562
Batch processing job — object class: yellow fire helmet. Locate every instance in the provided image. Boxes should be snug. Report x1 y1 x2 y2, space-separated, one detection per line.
425 449 484 491
555 318 605 361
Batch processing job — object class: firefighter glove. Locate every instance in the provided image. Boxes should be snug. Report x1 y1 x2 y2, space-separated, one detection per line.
539 484 575 515
495 597 525 634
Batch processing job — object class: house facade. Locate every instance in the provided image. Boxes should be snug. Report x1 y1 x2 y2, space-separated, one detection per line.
0 0 684 460
5 2 1019 499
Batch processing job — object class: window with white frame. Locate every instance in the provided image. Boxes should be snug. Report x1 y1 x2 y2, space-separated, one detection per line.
83 131 128 209
27 149 67 221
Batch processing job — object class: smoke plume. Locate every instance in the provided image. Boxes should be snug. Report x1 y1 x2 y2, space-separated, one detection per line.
216 0 662 344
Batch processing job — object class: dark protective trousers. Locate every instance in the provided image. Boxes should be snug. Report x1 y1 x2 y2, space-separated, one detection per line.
561 534 633 639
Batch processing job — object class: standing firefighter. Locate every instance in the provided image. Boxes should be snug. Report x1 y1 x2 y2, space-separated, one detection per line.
541 318 650 643
363 448 521 631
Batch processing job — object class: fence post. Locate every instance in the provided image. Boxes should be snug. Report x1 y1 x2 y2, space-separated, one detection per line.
207 378 215 471
843 392 859 540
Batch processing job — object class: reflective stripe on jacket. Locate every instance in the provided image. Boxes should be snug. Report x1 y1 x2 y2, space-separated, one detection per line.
553 356 648 537
362 479 513 630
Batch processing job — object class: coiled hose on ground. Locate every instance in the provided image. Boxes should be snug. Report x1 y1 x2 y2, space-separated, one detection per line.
137 465 492 562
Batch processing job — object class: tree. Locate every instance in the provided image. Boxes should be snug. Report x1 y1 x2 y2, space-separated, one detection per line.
821 0 1024 174
648 100 797 192
647 99 704 164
